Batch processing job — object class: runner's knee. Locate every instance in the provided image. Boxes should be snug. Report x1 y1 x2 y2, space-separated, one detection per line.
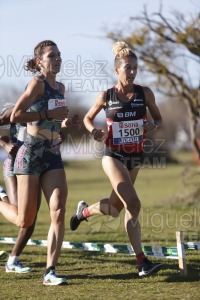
50 194 66 223
16 217 35 228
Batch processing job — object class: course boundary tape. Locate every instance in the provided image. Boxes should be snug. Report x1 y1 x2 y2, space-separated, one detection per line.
1 236 198 259
1 231 197 276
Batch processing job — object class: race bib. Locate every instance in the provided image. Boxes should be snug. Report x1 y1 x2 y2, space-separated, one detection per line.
112 119 144 145
17 126 27 142
48 99 67 123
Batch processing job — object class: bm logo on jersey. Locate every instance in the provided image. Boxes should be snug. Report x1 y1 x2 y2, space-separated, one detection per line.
117 112 136 118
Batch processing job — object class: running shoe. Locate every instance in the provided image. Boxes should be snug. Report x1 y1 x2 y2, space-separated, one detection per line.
0 186 7 200
5 260 32 273
138 258 162 276
43 269 68 286
70 200 88 231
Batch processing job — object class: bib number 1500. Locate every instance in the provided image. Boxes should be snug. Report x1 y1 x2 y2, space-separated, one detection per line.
119 127 140 137
112 119 144 145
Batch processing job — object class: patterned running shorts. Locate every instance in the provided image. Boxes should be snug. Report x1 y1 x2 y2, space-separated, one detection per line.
3 157 15 180
14 133 64 176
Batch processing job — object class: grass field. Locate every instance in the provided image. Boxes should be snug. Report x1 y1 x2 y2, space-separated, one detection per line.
0 151 199 299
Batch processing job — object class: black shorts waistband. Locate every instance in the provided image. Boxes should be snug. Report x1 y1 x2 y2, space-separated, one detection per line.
103 148 144 170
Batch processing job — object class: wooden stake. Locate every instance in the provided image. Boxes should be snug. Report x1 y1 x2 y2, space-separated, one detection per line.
176 231 187 276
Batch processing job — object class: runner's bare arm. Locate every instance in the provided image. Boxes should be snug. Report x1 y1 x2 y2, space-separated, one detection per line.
84 91 106 133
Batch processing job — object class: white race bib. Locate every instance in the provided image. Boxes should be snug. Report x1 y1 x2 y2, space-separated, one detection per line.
17 126 27 142
112 119 144 145
48 99 67 123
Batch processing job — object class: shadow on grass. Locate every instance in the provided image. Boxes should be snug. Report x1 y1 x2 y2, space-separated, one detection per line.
65 252 200 283
15 248 200 283
67 272 138 281
159 258 200 282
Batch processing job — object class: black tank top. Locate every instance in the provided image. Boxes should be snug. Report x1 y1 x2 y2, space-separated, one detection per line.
104 84 147 153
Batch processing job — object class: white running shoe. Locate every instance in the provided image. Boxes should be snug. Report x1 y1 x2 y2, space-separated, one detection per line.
70 200 88 231
43 269 68 286
5 260 32 273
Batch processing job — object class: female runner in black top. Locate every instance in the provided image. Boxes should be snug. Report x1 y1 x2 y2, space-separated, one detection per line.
70 41 162 277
